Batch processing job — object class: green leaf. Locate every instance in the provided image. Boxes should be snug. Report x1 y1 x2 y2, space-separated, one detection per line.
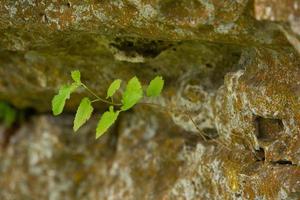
146 76 164 97
52 81 80 116
73 97 94 132
121 76 143 111
0 102 17 127
71 70 81 84
52 85 73 116
70 82 80 91
96 106 120 139
4 108 16 127
106 79 122 99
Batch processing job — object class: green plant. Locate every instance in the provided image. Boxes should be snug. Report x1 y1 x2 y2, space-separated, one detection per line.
51 71 232 151
52 70 164 139
0 102 17 128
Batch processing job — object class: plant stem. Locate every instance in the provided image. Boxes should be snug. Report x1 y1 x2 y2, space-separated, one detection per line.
186 114 207 142
138 101 230 150
140 102 205 140
81 83 121 106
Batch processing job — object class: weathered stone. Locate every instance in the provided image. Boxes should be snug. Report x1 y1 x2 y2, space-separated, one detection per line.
1 95 299 200
0 1 300 199
0 113 186 200
0 41 242 111
0 0 296 112
170 47 300 199
254 0 300 53
0 0 287 44
254 0 300 34
214 48 300 165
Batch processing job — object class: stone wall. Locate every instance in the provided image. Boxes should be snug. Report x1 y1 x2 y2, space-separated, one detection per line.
0 1 299 199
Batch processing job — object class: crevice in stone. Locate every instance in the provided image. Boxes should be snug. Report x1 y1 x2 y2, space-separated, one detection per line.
252 149 298 166
109 37 175 62
271 160 296 166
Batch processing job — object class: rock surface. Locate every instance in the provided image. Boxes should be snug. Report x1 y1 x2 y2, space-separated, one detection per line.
0 0 292 112
0 1 299 200
254 0 300 53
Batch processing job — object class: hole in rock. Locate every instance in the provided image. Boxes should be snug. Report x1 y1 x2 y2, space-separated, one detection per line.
110 37 174 59
254 117 284 142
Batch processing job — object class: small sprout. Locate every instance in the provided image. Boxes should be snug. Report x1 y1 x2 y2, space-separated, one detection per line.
106 79 122 99
73 97 94 132
121 76 143 111
146 76 164 97
71 70 81 84
51 70 165 139
96 106 120 139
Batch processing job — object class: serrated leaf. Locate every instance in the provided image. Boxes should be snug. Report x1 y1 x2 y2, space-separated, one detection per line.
73 97 94 132
106 79 122 99
52 85 75 116
146 76 164 97
121 76 143 111
71 70 81 84
96 106 120 139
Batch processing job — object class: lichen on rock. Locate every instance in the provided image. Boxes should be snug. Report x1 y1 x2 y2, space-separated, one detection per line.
0 0 300 199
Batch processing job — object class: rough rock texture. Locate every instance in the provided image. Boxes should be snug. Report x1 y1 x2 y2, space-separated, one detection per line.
0 1 300 200
255 0 300 34
0 0 286 43
0 0 290 112
254 0 300 53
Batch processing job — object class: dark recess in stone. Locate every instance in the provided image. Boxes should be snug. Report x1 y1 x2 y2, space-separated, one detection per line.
273 160 293 165
110 37 174 58
254 117 284 142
